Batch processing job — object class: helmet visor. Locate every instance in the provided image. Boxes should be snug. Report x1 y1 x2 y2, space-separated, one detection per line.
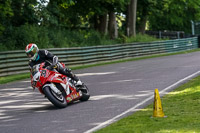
26 51 35 58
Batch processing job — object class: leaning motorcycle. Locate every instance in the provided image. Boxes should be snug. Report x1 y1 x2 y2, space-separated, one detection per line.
30 62 90 108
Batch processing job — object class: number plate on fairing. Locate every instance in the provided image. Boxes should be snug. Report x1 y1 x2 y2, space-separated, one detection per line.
66 91 81 103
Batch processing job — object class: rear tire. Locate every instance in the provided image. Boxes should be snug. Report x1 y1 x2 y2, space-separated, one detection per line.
43 86 67 108
79 85 90 101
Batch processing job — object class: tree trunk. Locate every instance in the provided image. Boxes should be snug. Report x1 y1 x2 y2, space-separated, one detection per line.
108 11 118 39
93 15 99 31
127 0 137 37
126 4 130 37
138 15 147 34
98 14 108 35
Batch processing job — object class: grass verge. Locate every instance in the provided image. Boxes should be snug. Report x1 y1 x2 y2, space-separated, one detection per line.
0 73 30 84
95 75 200 133
1 48 200 84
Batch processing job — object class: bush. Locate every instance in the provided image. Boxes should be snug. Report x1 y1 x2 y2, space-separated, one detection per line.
82 30 102 46
37 26 50 48
126 33 163 43
1 24 49 50
13 24 39 49
0 43 8 51
65 30 85 47
48 28 69 48
0 24 163 52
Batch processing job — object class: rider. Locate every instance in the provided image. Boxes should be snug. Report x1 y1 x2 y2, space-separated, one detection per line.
25 43 83 86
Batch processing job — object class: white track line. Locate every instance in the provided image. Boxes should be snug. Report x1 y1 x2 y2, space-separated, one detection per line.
84 70 200 133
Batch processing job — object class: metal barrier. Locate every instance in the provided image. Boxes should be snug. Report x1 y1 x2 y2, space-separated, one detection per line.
0 37 198 77
145 30 185 39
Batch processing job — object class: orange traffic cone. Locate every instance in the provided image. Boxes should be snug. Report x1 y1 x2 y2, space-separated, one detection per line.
153 89 166 117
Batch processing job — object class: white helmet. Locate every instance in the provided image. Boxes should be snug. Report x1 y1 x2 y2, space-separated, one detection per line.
25 43 39 61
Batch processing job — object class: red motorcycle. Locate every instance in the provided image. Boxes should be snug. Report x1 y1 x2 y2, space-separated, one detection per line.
30 62 90 108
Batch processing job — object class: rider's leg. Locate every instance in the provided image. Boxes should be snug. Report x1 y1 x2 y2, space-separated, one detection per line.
64 68 83 86
56 63 82 86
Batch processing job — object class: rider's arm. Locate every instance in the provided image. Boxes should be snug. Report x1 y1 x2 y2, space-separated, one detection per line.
28 60 34 72
43 50 58 67
52 56 58 66
28 61 35 90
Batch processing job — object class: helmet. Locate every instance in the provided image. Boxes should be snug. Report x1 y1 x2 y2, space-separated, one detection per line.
25 43 39 61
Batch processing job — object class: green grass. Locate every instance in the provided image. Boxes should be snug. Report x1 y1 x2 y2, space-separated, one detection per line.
126 33 165 43
0 73 30 84
1 49 200 84
95 74 200 133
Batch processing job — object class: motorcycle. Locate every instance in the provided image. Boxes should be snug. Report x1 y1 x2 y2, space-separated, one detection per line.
30 61 90 108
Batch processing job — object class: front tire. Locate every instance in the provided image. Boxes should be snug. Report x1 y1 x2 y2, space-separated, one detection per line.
43 86 67 108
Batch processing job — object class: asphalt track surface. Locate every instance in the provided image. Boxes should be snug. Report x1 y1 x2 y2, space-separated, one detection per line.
1 51 200 133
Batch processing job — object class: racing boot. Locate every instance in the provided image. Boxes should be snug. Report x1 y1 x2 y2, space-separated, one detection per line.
72 75 83 87
63 68 83 88
71 75 83 92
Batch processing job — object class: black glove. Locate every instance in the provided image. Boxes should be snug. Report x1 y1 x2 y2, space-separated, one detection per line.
46 65 53 70
46 65 57 70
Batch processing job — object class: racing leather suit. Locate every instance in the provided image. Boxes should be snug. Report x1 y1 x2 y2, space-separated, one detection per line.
29 50 79 81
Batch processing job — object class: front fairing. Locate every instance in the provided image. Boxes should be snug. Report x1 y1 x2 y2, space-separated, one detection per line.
46 72 67 84
30 63 51 94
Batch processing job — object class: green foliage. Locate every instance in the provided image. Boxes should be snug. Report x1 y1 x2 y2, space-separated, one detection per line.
81 30 102 46
10 0 38 26
0 23 163 51
1 0 199 51
136 0 157 32
148 0 200 33
57 0 129 29
48 29 117 47
0 0 13 35
1 24 49 50
126 33 163 43
0 24 120 51
48 28 68 47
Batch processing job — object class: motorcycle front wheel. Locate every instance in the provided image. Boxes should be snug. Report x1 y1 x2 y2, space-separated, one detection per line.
43 86 67 108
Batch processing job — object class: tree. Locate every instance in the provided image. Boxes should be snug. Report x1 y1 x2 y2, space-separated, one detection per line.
108 11 117 39
148 0 200 33
58 0 128 38
0 0 13 35
137 0 157 34
127 0 137 37
10 0 38 27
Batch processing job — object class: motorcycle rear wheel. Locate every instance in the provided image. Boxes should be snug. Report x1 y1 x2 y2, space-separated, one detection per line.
43 86 67 108
79 85 90 101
